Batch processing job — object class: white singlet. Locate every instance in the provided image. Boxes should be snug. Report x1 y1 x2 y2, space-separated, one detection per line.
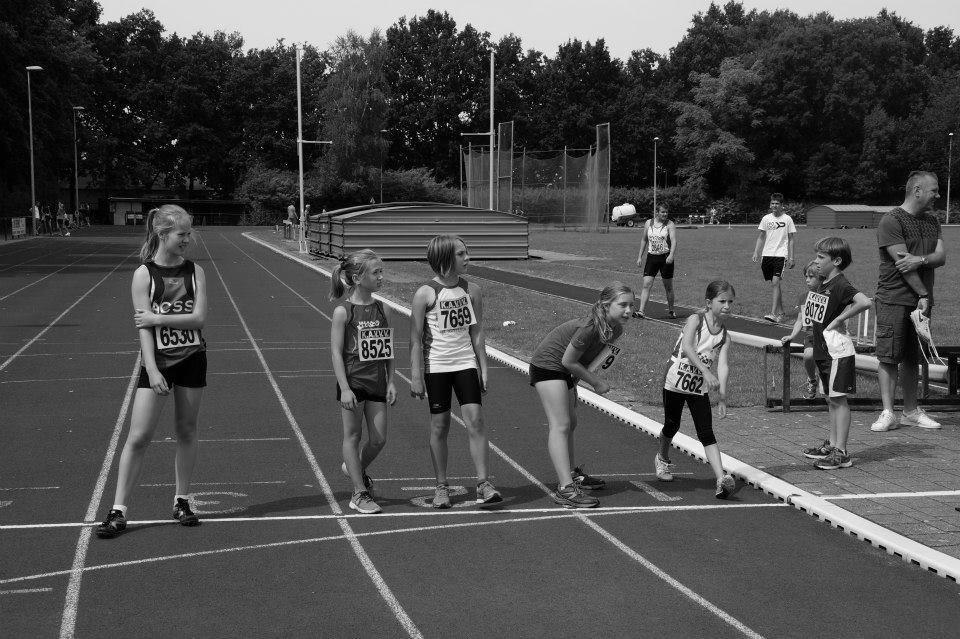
646 222 671 255
663 312 727 396
422 278 478 374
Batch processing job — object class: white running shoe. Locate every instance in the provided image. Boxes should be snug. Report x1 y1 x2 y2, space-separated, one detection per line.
901 408 941 430
870 410 899 432
654 453 675 481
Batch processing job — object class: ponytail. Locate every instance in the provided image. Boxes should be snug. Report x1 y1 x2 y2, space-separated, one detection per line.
138 204 191 263
328 249 381 301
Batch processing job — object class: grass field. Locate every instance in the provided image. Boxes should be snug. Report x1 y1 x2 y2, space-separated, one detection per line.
493 224 960 338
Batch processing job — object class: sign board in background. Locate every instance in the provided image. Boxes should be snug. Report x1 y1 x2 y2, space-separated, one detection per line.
11 217 26 239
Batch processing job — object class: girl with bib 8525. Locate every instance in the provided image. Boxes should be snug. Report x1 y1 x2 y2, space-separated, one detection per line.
330 249 397 515
409 235 502 509
96 205 208 538
656 280 736 499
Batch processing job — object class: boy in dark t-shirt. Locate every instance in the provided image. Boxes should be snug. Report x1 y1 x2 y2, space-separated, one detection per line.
800 237 872 471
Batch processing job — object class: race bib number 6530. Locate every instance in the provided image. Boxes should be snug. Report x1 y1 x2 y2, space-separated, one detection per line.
155 326 199 350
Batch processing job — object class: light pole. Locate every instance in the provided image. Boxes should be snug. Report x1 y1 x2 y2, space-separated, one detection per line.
948 132 954 224
295 45 331 253
26 66 43 217
379 129 389 204
652 136 660 216
72 106 84 216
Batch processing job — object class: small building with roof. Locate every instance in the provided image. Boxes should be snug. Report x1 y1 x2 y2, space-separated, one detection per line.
804 204 896 228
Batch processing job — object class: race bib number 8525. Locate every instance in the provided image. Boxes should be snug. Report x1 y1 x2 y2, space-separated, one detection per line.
358 327 394 361
155 326 199 350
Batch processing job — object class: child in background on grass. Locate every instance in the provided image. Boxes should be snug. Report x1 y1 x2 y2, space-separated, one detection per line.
96 205 207 538
409 234 502 509
798 237 872 470
657 280 737 499
530 282 634 508
781 260 824 400
330 249 397 514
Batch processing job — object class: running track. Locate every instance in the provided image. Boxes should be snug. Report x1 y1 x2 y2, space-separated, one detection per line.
1 228 958 638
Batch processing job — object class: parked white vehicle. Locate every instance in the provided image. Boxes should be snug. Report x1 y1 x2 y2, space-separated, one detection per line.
611 203 639 227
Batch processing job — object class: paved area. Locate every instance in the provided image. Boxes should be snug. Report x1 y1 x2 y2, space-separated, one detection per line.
256 230 960 561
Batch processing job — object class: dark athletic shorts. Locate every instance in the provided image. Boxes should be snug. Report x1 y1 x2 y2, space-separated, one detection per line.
874 300 922 366
643 254 675 279
529 364 576 390
815 356 856 398
761 256 786 281
425 368 482 414
336 384 386 404
137 350 207 389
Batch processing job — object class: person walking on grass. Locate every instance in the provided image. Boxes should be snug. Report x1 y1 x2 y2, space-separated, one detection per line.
799 237 872 470
96 205 207 538
634 204 677 320
329 249 397 515
780 260 825 400
530 282 634 508
871 170 946 432
656 280 737 499
752 193 795 323
409 234 502 509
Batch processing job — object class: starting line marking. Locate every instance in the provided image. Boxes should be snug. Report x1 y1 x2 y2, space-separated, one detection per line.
0 504 791 588
631 481 683 502
0 486 60 491
1 588 53 595
0 502 787 530
152 437 291 443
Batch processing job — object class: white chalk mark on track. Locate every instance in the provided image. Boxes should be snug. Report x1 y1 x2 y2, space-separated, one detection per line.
205 234 423 639
824 489 960 500
1 588 53 595
59 355 141 639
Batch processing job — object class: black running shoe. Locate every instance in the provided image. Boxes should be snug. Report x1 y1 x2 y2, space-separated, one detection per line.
172 498 200 526
95 509 127 539
551 483 599 509
572 466 606 490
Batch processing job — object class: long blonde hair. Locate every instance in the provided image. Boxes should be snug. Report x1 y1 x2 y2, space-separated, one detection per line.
329 249 381 300
139 204 191 263
589 281 633 342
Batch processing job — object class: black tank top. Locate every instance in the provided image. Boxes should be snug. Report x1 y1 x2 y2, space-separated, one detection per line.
145 260 205 367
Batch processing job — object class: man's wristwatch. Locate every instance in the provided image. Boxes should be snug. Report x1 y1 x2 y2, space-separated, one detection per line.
918 293 929 298
921 256 928 267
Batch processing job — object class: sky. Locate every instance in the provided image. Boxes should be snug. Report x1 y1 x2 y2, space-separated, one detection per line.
95 0 960 61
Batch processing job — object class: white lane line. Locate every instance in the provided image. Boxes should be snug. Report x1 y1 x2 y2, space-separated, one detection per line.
0 252 136 373
0 249 104 302
0 486 60 491
206 234 422 639
1 588 54 595
1 507 789 586
1 369 327 384
247 232 765 637
151 437 291 443
139 480 286 487
58 355 140 639
0 503 789 530
823 489 960 500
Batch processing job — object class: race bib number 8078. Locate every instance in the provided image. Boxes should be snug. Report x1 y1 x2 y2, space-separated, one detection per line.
803 291 829 325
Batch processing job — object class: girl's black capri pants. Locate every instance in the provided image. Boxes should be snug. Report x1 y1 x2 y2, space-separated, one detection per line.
426 368 482 414
529 364 576 390
661 388 716 446
137 350 207 389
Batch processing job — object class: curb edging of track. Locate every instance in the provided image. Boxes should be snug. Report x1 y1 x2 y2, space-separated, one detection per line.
243 231 960 583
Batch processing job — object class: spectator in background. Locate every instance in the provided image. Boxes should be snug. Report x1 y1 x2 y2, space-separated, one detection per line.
870 170 946 432
752 193 796 323
32 204 40 235
287 204 298 224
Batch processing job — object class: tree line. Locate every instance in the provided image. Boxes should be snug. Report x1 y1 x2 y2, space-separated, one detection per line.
3 0 960 218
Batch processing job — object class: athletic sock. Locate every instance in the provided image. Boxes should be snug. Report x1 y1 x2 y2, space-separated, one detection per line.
112 504 127 516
